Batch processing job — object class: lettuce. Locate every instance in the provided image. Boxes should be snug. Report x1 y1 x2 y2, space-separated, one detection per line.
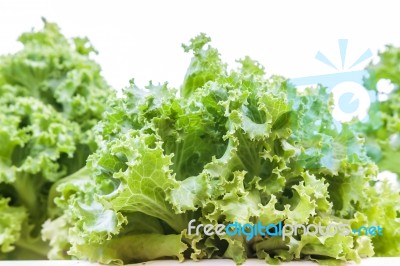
360 45 400 176
44 34 400 265
0 20 112 258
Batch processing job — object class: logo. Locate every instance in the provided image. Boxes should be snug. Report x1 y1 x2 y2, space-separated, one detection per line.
290 39 375 122
187 220 383 241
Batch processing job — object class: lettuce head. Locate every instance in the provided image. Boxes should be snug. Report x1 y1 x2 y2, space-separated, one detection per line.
43 34 400 265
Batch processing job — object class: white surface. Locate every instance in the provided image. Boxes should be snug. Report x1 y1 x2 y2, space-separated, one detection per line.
2 258 400 266
131 258 400 265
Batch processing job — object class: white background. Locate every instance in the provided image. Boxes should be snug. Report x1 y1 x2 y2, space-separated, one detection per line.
0 0 399 90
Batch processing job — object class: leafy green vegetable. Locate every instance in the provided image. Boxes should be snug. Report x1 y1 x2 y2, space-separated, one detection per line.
0 20 111 258
360 45 400 176
0 197 26 254
44 34 400 265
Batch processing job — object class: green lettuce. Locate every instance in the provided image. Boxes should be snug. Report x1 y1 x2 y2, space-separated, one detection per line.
360 45 400 175
44 34 400 265
0 20 112 258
